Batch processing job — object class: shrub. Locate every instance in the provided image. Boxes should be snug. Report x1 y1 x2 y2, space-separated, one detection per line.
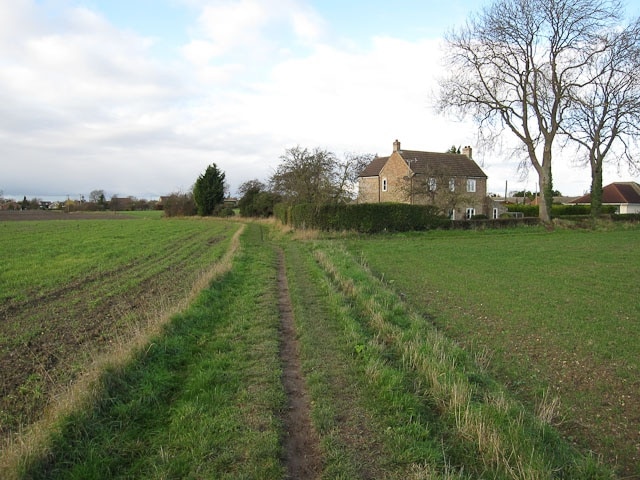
162 193 197 217
612 213 640 222
507 203 617 217
214 205 235 217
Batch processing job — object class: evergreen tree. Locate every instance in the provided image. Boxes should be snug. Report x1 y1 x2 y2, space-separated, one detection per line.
193 163 226 216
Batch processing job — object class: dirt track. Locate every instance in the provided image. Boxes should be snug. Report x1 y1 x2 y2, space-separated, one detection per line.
277 249 323 479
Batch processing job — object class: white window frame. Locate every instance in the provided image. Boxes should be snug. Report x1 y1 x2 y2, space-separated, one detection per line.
467 178 476 193
493 207 499 219
382 178 388 192
449 178 455 192
428 177 437 191
466 207 475 219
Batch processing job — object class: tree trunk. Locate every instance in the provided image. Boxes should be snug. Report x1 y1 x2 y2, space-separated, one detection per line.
590 158 603 217
537 160 553 224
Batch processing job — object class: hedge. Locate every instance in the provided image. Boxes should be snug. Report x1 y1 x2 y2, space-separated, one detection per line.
507 204 618 216
276 203 449 233
612 213 640 222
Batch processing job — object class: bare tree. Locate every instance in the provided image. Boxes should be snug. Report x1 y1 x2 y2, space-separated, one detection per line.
88 189 107 211
563 18 640 215
438 0 623 222
270 147 373 205
337 152 375 201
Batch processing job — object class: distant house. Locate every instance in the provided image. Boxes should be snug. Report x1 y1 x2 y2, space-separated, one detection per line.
223 197 238 208
358 140 491 219
572 182 640 214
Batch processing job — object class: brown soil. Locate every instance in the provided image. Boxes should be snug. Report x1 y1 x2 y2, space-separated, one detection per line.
277 249 324 479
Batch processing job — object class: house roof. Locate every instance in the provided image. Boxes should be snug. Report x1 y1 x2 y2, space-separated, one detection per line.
359 155 389 177
358 149 487 179
398 150 487 178
573 182 640 204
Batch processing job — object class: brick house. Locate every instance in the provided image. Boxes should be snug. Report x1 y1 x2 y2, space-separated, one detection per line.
572 182 640 214
358 140 489 219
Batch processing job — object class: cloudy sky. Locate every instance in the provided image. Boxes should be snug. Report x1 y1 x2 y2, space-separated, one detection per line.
2 0 638 201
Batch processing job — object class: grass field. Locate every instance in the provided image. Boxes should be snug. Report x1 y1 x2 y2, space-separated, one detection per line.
0 216 241 441
1 216 635 478
344 224 640 476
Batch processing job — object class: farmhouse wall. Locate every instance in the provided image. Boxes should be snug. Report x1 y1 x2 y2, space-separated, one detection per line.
358 177 380 203
469 177 488 215
410 175 488 217
379 153 411 203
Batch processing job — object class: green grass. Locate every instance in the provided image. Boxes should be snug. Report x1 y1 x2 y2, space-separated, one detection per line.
21 223 285 479
343 224 640 476
0 217 237 304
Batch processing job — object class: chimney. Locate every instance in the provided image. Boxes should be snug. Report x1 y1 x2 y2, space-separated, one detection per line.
393 139 401 152
462 146 472 159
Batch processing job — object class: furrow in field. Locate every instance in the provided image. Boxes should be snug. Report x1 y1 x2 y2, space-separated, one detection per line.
0 223 236 440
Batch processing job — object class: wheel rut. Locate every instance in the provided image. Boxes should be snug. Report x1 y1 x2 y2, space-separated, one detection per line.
277 249 323 479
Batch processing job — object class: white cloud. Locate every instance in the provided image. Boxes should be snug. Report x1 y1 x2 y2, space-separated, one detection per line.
197 1 267 49
289 8 324 42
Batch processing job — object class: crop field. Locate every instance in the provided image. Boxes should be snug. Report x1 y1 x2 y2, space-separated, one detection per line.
0 214 241 443
1 215 636 478
344 224 640 476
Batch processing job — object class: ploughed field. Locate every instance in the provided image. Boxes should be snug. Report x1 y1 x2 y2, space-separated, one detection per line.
0 212 240 438
1 212 638 478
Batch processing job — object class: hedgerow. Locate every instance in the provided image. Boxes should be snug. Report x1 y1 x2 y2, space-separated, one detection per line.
507 203 618 216
277 203 449 233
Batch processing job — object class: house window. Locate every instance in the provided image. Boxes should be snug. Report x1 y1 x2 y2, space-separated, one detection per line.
467 178 476 192
428 177 437 191
449 178 455 192
449 209 456 220
493 208 499 219
382 178 388 192
466 208 475 219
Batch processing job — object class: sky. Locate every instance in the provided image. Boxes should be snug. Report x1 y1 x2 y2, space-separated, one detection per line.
1 0 639 201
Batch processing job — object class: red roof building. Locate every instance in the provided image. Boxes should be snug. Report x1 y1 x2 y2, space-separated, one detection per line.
573 182 640 214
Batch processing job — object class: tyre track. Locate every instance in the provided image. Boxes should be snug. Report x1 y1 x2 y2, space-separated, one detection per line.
277 248 323 479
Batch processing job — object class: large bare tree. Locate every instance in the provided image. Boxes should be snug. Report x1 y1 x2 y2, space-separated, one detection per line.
438 0 623 222
563 18 640 215
270 146 372 205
